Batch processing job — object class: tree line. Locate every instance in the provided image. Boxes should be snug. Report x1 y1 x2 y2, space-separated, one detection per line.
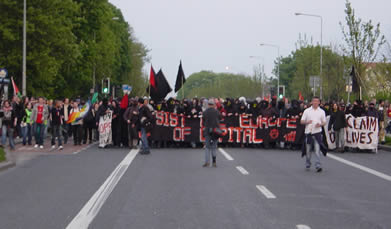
0 0 149 99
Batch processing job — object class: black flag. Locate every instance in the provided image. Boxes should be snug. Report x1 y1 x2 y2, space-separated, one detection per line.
350 66 359 93
155 69 172 101
175 61 186 93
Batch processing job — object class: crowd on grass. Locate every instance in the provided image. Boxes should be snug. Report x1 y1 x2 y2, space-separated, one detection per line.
0 94 390 151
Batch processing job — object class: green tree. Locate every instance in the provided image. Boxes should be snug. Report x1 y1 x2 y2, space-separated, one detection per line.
340 0 386 98
177 71 264 99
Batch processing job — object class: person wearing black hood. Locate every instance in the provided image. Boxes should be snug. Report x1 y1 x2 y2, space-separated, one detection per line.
366 102 378 118
111 100 121 147
351 100 366 117
286 100 301 119
123 99 139 149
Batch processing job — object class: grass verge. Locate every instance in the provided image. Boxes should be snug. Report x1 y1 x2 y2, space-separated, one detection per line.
0 147 6 162
385 136 391 146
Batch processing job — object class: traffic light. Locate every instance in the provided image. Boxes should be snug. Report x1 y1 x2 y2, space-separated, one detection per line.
102 78 110 94
278 85 285 99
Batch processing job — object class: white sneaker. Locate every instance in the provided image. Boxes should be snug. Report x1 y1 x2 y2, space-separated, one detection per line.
39 145 44 149
34 144 39 148
59 146 63 150
51 145 56 149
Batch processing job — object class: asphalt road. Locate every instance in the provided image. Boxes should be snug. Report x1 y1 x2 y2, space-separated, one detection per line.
0 145 390 229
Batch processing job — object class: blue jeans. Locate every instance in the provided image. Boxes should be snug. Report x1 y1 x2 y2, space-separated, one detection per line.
205 134 218 164
140 128 149 151
1 125 15 149
34 123 45 145
51 124 62 146
306 135 321 169
22 124 32 145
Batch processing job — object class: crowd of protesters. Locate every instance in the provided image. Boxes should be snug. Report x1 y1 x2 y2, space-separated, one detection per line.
0 94 390 152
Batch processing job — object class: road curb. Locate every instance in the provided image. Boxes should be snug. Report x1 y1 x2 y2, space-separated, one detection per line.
378 144 391 152
0 160 16 172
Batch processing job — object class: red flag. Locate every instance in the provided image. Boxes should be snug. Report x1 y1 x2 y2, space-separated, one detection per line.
11 77 21 98
120 94 129 109
299 91 304 101
150 65 156 88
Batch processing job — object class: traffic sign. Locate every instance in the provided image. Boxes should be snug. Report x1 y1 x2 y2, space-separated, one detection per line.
0 68 8 78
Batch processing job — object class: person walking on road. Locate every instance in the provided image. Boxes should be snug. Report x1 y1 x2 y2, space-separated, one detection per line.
31 97 49 149
51 100 64 150
138 98 153 155
202 99 221 168
300 96 327 172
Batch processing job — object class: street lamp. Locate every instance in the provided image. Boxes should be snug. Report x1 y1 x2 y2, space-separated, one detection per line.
259 43 280 99
22 0 26 96
249 56 265 97
295 12 323 100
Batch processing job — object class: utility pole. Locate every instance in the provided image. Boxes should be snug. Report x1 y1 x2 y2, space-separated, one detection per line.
22 0 27 96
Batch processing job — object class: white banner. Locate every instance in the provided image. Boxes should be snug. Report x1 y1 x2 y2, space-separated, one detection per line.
99 111 113 148
325 114 379 150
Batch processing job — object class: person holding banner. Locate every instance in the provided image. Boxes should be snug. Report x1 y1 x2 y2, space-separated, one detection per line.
202 99 221 168
300 96 327 173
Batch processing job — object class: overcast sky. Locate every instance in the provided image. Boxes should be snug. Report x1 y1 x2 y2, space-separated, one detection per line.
109 0 390 92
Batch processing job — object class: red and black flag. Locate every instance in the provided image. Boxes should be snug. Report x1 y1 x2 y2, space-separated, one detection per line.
174 61 186 93
147 65 158 96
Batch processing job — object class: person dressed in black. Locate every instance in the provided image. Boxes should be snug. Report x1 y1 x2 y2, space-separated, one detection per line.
202 99 221 168
123 99 139 149
111 100 121 147
51 100 64 149
328 103 346 152
83 103 97 144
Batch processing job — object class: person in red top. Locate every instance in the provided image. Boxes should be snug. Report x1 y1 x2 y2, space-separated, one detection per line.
386 104 391 134
31 97 49 149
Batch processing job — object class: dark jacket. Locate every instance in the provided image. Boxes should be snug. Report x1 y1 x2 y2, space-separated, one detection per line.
123 105 139 125
328 110 346 131
139 105 154 131
202 107 221 136
51 107 63 126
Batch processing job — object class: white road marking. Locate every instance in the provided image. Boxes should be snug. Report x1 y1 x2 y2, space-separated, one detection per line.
256 185 276 199
236 166 249 175
328 153 391 182
73 142 98 154
218 148 234 161
66 149 139 229
296 225 311 229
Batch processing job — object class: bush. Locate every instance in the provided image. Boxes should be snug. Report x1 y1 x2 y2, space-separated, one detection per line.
0 147 5 162
385 136 391 146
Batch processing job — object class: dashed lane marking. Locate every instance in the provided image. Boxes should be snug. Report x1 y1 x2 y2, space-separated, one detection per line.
236 166 249 175
66 149 139 229
256 185 276 199
218 148 234 161
296 225 311 229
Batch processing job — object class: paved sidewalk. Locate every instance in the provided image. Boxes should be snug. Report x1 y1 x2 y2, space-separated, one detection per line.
6 138 97 166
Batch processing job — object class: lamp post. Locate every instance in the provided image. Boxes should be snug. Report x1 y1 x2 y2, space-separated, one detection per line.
295 12 323 100
92 16 120 92
249 56 265 98
259 44 280 98
22 0 26 96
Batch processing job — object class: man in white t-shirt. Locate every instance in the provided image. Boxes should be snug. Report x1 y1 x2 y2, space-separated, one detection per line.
300 97 326 172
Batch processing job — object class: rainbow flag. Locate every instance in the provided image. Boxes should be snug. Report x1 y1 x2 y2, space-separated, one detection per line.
67 93 98 124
